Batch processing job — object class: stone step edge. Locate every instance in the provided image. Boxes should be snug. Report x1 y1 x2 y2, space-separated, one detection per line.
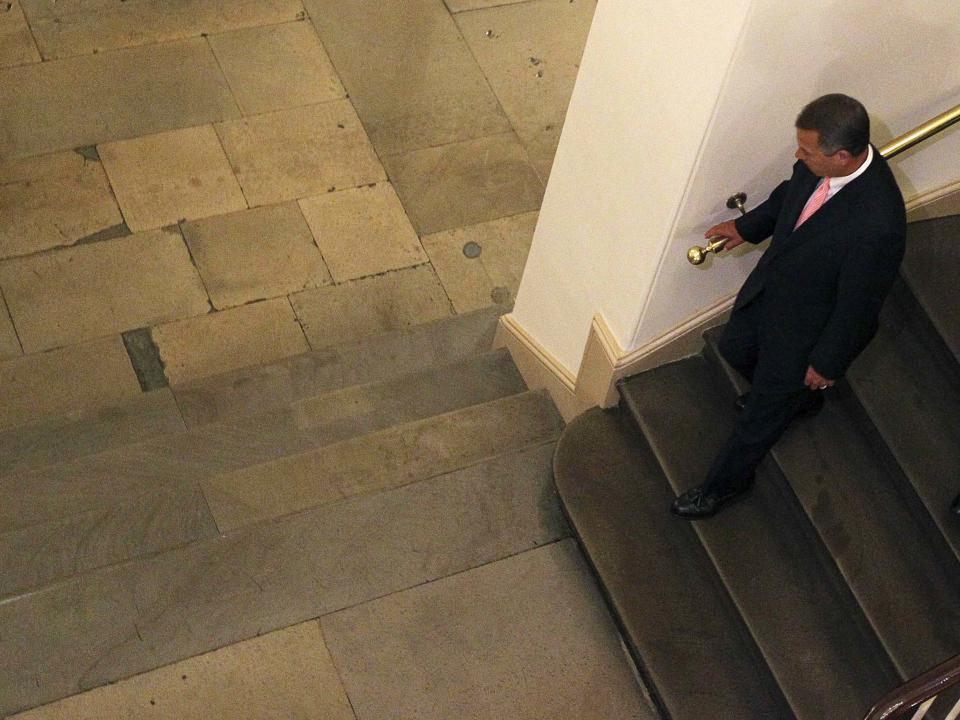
0 347 522 483
553 407 792 720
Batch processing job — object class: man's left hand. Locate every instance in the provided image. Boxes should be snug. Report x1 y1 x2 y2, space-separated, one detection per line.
805 365 835 391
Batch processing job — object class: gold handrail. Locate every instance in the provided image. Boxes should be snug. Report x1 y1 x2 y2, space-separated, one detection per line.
861 653 960 720
687 103 960 265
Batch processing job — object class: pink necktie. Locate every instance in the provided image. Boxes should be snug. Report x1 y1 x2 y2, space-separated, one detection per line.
795 177 831 228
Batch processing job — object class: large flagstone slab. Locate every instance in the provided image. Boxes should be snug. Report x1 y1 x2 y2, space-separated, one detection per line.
215 101 385 207
9 622 355 720
383 132 543 235
0 150 124 259
0 228 210 353
208 20 344 116
181 203 332 310
0 0 40 67
290 265 451 349
323 540 654 720
20 0 303 59
303 0 511 155
422 211 537 312
456 0 597 181
152 298 310 386
0 336 141 432
0 443 566 716
99 125 247 232
0 38 239 161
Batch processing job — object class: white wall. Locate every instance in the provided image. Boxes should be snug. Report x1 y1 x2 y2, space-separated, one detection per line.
513 0 960 377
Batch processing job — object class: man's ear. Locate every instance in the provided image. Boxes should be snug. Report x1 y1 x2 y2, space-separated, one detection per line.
834 149 853 162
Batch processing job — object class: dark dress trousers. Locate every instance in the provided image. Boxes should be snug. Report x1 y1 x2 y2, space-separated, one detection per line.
705 148 906 492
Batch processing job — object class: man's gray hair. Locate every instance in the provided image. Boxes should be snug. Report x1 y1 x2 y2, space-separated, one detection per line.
796 94 870 156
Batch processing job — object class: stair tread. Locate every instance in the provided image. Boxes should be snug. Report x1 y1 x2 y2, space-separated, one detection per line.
171 305 506 427
705 325 960 678
0 389 185 478
0 385 559 598
554 406 792 720
902 215 960 362
0 442 568 717
621 357 898 720
848 278 960 561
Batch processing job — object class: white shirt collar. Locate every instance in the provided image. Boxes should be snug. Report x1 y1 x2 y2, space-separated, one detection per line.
824 144 873 200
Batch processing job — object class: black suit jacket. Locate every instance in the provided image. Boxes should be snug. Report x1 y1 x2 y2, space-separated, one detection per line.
732 147 906 392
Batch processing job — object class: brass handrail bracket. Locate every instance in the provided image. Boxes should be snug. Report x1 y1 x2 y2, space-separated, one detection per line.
687 192 748 265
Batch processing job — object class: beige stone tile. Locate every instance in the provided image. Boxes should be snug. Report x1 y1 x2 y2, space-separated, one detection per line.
290 265 452 348
422 211 537 312
0 38 239 161
443 0 528 11
0 228 210 353
99 125 247 232
153 298 309 386
209 20 344 116
0 0 40 67
0 151 124 259
202 391 560 531
323 540 656 720
383 132 544 235
298 182 426 282
9 621 355 720
216 101 386 207
0 336 141 432
0 291 21 360
182 203 331 310
302 0 511 155
21 0 303 59
457 0 597 181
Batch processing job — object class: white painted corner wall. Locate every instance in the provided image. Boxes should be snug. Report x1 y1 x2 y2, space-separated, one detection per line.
513 0 960 380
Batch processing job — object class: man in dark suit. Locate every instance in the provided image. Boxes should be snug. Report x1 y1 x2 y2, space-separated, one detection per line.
672 93 906 519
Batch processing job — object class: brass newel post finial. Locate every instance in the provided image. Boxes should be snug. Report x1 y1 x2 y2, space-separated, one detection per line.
687 193 748 265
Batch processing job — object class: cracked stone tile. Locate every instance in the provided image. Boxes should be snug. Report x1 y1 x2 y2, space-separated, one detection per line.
323 540 656 720
215 101 386 208
153 298 309 386
456 0 597 182
0 228 210 353
99 125 248 232
181 203 332 310
443 0 529 10
298 182 426 283
290 265 452 349
0 151 123 259
0 335 141 432
422 211 537 313
8 622 355 720
0 0 39 67
0 291 21 360
208 20 345 116
383 132 543 235
20 0 303 59
0 38 239 161
303 0 511 155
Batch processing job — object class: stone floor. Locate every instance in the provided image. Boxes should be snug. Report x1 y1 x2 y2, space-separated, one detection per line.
0 0 657 717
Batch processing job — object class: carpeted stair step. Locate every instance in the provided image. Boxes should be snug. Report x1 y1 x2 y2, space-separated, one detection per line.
901 215 960 361
0 359 546 599
0 442 569 717
847 277 960 562
704 327 960 680
620 357 899 720
554 406 792 719
171 304 507 427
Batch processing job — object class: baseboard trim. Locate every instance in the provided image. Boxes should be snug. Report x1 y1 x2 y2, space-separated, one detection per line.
495 297 734 420
906 179 960 222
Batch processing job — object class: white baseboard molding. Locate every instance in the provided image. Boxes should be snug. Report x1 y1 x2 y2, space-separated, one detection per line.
906 179 960 222
495 297 734 421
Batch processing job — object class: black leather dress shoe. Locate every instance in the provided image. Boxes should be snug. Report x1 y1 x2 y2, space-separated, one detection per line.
670 481 753 519
952 494 960 516
735 391 824 418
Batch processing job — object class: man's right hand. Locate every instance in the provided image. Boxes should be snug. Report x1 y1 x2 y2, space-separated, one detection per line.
705 220 746 252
